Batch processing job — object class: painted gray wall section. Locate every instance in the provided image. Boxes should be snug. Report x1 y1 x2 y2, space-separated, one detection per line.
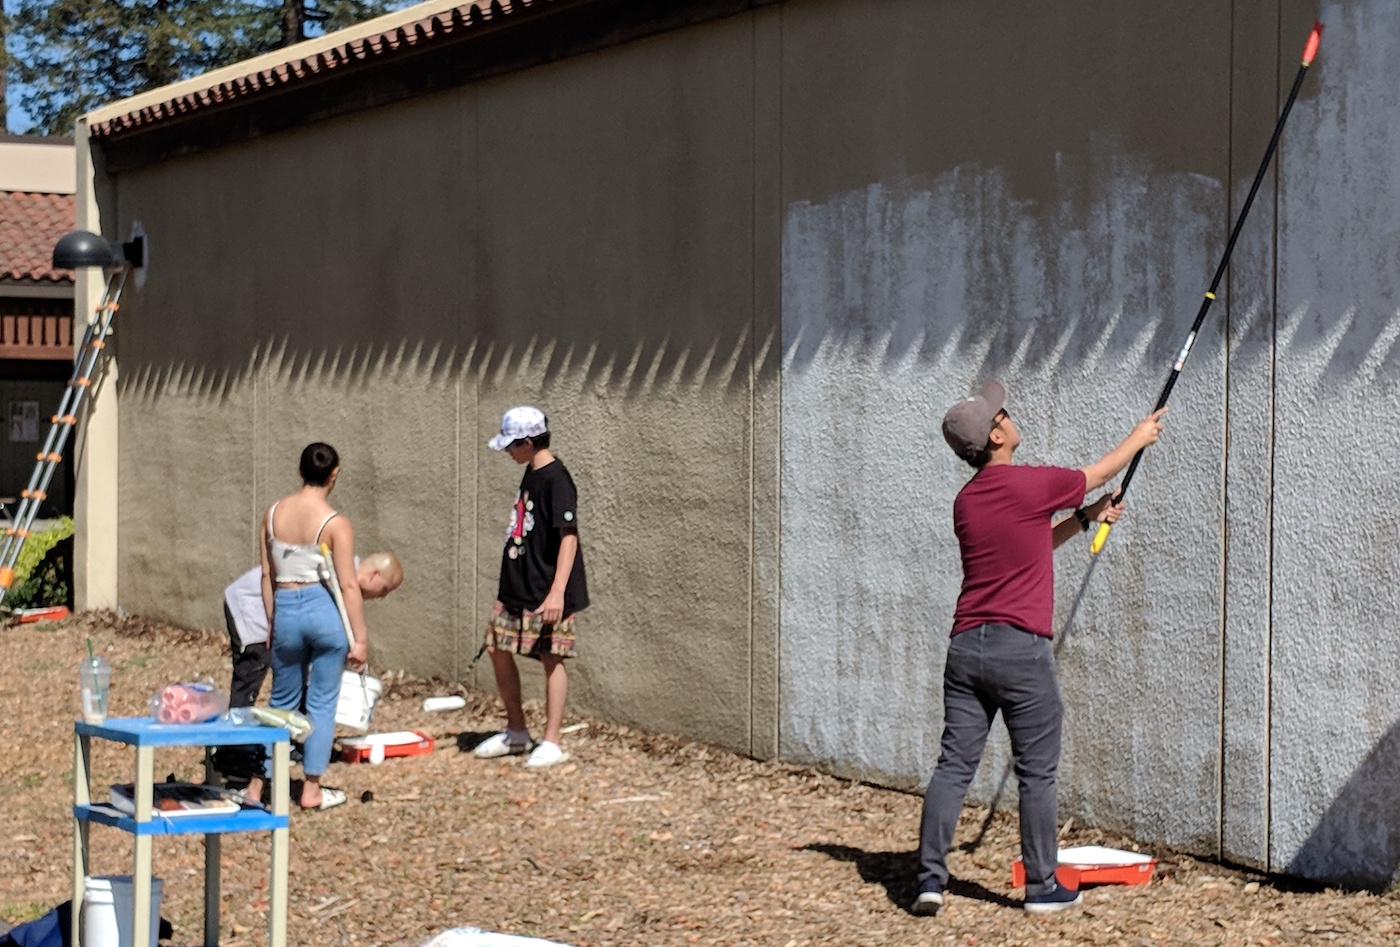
778 172 1227 843
92 0 1400 885
1270 0 1400 890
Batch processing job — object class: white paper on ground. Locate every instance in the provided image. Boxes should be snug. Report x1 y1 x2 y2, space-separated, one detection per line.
422 929 573 947
423 696 467 712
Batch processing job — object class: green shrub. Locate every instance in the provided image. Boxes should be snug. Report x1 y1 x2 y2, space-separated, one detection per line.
5 515 74 609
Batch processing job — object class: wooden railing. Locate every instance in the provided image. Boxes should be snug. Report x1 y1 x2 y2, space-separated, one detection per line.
0 314 74 360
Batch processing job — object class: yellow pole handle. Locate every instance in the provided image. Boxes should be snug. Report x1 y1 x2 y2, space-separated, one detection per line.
1090 521 1112 555
320 542 355 648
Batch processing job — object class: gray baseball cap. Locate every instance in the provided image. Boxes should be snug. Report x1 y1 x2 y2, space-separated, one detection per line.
942 379 1006 462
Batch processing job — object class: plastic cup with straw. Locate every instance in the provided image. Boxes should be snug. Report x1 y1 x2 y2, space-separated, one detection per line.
80 637 111 724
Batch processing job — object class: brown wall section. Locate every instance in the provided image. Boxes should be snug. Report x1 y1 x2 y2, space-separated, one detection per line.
110 11 779 755
781 0 1231 211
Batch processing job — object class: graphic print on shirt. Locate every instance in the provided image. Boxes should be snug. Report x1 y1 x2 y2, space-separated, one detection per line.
505 490 535 559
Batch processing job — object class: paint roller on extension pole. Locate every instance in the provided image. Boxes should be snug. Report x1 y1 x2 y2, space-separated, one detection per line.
319 543 354 645
1090 20 1324 555
320 542 377 729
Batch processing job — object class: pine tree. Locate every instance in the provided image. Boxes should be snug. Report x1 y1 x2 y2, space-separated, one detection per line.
7 0 412 135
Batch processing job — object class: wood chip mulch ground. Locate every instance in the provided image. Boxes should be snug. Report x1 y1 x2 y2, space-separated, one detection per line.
2 613 1397 946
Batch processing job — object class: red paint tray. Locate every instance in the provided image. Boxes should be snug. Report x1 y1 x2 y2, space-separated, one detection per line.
339 730 434 763
1012 845 1156 888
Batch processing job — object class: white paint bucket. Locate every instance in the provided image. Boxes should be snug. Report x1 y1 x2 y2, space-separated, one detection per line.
335 671 382 731
82 875 163 947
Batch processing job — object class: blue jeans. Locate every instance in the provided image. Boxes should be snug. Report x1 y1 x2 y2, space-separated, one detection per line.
918 623 1064 897
267 585 347 778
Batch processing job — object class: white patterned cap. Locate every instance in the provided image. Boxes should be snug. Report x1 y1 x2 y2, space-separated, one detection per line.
488 406 548 450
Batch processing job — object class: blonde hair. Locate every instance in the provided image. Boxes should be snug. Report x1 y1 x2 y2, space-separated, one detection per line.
363 551 403 588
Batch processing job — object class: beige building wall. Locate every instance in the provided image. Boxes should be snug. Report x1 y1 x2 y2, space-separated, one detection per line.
102 10 780 755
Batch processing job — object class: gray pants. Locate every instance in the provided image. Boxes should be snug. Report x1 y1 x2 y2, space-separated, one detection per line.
918 623 1064 897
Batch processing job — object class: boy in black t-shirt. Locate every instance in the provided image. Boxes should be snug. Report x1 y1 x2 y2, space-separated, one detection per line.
475 405 589 769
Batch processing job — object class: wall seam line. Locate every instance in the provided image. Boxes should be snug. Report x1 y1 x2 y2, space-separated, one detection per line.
748 9 758 759
773 0 784 762
1263 0 1282 874
1217 0 1235 866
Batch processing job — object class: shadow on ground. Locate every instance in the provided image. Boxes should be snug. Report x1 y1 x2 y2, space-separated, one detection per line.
800 843 1019 912
455 730 497 754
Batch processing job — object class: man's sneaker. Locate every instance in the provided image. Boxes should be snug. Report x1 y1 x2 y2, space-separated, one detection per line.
525 740 569 768
1023 882 1083 914
473 732 531 759
910 889 944 916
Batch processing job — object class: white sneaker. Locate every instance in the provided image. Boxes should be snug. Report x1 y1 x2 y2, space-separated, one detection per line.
473 731 531 759
910 890 943 916
525 740 569 768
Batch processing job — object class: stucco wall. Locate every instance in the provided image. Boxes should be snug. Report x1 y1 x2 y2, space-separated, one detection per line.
1269 0 1400 889
108 12 781 756
776 0 1231 857
773 0 1400 888
89 0 1400 886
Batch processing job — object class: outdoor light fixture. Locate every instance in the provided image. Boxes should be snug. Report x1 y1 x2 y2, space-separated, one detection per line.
52 229 146 270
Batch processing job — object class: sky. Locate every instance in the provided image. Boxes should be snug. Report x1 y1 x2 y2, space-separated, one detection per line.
4 0 39 134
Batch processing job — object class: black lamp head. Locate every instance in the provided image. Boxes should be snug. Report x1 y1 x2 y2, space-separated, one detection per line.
52 230 145 270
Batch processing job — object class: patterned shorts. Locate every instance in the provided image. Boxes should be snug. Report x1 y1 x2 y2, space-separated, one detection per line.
485 605 577 660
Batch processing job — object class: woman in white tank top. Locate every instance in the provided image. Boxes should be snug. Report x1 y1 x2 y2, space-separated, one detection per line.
244 442 368 811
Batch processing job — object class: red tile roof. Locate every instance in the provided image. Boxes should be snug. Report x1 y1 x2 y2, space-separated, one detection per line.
91 0 573 140
0 191 76 283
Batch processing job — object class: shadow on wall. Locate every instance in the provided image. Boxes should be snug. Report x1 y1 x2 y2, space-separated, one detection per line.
117 329 773 407
1285 719 1400 891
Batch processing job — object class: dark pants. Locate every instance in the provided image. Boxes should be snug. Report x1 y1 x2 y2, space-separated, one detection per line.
210 603 270 787
917 623 1064 897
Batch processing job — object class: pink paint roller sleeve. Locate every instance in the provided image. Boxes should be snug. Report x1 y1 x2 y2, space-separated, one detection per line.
1302 22 1323 66
148 682 230 724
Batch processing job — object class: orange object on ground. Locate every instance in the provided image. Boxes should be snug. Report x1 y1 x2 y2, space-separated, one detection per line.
1012 846 1156 888
340 730 435 763
12 605 69 623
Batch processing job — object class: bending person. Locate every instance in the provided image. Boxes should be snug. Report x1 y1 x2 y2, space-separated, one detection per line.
245 442 368 811
213 549 402 792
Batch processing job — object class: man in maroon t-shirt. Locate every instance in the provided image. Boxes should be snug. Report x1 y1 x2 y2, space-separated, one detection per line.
912 379 1165 916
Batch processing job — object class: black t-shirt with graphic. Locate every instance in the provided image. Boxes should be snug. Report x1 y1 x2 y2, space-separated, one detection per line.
497 458 589 615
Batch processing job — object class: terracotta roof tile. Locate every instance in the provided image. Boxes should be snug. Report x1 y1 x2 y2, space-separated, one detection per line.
91 0 566 140
0 191 76 283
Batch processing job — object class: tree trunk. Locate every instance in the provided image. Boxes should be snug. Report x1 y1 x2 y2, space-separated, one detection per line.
0 13 8 133
281 0 305 48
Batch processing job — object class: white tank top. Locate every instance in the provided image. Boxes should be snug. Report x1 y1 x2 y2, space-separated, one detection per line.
268 503 339 583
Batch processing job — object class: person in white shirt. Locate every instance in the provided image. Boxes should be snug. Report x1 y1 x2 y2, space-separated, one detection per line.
212 549 402 792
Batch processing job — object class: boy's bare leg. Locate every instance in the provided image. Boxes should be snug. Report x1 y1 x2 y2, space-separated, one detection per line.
244 775 265 803
488 647 528 733
541 655 568 745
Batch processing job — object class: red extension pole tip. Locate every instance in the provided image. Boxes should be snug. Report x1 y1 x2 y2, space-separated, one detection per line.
1302 21 1324 66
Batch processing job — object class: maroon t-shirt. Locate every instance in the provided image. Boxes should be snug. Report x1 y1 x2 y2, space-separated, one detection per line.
951 464 1087 638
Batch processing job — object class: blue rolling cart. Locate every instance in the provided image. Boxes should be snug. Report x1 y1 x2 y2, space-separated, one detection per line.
72 717 291 946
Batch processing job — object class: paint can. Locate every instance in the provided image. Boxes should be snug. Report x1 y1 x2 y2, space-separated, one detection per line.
81 876 163 947
335 671 382 732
